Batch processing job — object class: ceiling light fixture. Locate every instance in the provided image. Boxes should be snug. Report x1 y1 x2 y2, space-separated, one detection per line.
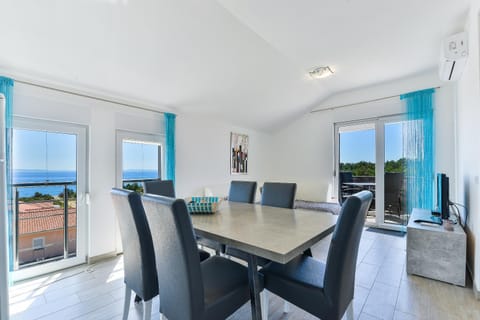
309 66 334 79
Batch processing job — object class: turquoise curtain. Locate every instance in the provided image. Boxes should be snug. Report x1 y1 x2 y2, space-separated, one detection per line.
0 76 14 272
164 113 176 183
400 88 435 215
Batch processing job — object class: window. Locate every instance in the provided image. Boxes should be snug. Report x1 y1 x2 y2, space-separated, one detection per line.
122 140 161 193
32 237 45 250
115 131 164 253
12 118 87 281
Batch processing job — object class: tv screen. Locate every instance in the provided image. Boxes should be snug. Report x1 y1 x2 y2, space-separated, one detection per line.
436 173 450 219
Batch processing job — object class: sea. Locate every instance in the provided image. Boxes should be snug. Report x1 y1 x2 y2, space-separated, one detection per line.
13 169 158 198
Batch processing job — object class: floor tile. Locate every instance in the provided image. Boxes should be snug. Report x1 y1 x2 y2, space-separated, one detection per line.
362 282 398 320
8 228 480 320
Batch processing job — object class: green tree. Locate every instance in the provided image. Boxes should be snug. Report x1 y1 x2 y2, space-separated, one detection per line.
58 188 77 199
340 158 406 176
123 183 144 193
19 192 54 202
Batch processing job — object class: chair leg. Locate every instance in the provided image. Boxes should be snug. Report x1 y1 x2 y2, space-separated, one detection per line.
260 290 269 319
143 299 152 320
134 294 142 304
283 301 290 313
123 287 132 320
343 301 354 320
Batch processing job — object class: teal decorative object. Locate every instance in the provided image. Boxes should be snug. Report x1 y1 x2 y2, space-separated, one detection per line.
187 197 221 214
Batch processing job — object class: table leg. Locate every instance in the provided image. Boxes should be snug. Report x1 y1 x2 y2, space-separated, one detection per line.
247 254 262 320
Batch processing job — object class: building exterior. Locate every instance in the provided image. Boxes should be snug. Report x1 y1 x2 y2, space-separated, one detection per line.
17 201 76 266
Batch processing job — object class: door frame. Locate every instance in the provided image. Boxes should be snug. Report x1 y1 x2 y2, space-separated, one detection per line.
334 114 406 232
12 117 88 281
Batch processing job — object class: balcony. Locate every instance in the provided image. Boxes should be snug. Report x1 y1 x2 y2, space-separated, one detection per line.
12 181 77 269
340 172 407 226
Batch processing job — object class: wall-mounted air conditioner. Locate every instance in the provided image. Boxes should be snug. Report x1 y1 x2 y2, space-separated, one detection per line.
439 32 468 81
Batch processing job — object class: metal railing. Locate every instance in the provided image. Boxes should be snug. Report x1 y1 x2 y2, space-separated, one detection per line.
13 181 76 269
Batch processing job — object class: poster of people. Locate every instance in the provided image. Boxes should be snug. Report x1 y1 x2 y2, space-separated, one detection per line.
230 132 248 175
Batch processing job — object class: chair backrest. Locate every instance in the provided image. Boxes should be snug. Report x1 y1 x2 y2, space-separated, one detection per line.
261 182 297 209
385 172 404 194
228 180 257 203
110 188 158 301
144 179 176 197
339 171 353 184
142 193 204 319
323 190 373 318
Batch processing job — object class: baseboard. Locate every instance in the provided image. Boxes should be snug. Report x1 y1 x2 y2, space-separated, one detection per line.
87 251 118 265
474 280 480 300
466 262 480 299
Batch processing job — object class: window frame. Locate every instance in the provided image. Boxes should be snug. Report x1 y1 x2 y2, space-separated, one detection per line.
115 130 165 189
115 130 164 253
334 114 407 232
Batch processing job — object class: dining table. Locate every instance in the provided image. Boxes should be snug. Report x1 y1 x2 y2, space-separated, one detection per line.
190 201 338 320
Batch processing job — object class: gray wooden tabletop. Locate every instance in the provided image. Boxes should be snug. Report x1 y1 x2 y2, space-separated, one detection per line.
191 201 337 264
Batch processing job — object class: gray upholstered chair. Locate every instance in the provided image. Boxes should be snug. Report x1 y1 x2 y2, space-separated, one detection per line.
259 191 373 320
261 182 297 209
141 193 252 320
141 181 211 289
111 188 158 320
228 180 257 203
144 179 175 198
224 181 258 258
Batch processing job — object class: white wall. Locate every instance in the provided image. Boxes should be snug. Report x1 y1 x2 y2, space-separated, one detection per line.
267 70 457 203
12 82 166 259
11 81 273 260
176 114 271 200
456 2 480 293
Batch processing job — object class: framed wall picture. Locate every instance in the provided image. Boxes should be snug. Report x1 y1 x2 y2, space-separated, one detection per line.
230 132 248 175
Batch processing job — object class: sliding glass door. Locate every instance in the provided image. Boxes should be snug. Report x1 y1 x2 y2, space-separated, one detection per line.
335 115 407 231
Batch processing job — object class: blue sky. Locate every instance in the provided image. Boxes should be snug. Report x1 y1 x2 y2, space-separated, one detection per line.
13 130 159 172
122 141 159 171
340 123 403 163
13 129 77 171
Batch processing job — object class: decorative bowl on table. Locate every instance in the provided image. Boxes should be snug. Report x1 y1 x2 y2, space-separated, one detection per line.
186 196 221 214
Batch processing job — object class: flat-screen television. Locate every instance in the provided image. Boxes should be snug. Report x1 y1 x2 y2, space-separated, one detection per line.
436 173 450 219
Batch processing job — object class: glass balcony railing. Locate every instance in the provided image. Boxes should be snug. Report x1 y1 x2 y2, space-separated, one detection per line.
12 181 77 269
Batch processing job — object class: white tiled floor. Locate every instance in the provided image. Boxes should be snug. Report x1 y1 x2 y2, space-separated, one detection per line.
9 228 480 320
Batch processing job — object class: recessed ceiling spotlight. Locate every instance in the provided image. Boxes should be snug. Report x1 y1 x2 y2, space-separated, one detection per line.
309 66 334 79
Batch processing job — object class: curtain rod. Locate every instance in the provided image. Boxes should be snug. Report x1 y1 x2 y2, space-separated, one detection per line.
310 86 441 113
14 78 169 115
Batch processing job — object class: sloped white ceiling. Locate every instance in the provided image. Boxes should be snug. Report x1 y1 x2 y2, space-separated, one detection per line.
217 0 471 93
0 0 471 131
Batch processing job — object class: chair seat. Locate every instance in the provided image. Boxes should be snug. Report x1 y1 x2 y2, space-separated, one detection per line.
201 256 252 320
260 255 329 316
